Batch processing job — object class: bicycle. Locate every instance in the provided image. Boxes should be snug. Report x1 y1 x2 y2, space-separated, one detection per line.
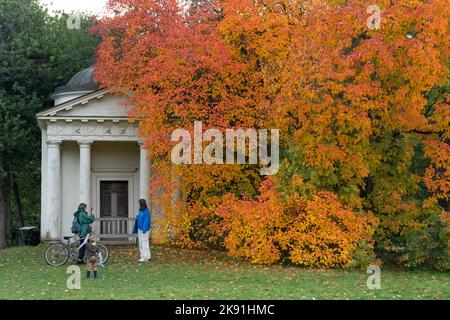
44 234 109 267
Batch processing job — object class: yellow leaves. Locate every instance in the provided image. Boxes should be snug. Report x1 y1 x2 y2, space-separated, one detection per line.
430 101 450 140
423 139 450 201
93 0 449 269
422 197 438 209
216 178 376 268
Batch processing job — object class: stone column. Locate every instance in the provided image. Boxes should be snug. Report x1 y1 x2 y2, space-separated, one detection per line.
40 125 48 241
46 140 61 240
78 141 92 210
139 142 150 202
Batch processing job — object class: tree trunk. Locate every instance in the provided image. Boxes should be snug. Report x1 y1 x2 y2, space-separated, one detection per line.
13 180 25 245
0 186 8 249
4 185 12 247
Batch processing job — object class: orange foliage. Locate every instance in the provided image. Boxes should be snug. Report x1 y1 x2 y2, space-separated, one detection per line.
284 192 377 268
217 178 377 267
93 0 449 268
423 139 450 202
216 178 285 264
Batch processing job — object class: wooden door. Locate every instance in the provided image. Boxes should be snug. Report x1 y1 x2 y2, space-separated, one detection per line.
100 181 129 236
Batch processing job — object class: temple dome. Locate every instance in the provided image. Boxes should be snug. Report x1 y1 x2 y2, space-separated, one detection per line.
51 66 99 105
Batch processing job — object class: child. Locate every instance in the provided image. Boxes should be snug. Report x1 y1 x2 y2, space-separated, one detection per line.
85 236 99 279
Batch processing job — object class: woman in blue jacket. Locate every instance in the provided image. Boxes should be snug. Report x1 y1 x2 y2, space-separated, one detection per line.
134 199 151 262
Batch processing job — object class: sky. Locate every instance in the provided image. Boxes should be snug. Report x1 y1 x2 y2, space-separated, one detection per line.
39 0 108 15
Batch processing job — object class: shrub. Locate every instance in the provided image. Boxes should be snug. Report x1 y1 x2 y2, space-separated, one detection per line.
216 179 285 264
216 178 377 268
283 192 377 268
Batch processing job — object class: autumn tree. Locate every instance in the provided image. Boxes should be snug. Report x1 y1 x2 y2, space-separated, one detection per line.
95 0 449 268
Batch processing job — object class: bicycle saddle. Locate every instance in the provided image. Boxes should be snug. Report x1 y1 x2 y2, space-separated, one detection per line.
63 236 74 240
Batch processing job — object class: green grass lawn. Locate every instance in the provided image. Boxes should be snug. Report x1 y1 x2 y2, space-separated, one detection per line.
0 244 448 300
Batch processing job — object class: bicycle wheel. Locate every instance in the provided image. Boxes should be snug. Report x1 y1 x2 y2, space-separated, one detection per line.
45 243 69 266
97 242 109 264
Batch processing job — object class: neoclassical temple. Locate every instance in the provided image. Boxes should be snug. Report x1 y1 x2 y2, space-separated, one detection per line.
37 67 149 243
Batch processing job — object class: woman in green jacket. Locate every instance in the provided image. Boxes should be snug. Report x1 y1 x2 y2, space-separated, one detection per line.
74 203 95 264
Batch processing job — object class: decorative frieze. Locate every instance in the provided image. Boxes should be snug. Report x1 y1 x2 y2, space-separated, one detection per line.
46 120 138 141
103 125 113 135
72 123 81 134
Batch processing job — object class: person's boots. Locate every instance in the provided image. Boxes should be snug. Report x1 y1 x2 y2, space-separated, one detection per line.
86 271 91 279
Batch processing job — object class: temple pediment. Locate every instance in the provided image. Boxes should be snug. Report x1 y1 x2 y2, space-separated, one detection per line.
37 89 132 120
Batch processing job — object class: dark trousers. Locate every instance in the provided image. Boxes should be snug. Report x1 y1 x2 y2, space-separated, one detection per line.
78 237 86 261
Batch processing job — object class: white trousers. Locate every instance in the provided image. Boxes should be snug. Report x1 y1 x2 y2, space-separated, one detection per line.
138 230 151 260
